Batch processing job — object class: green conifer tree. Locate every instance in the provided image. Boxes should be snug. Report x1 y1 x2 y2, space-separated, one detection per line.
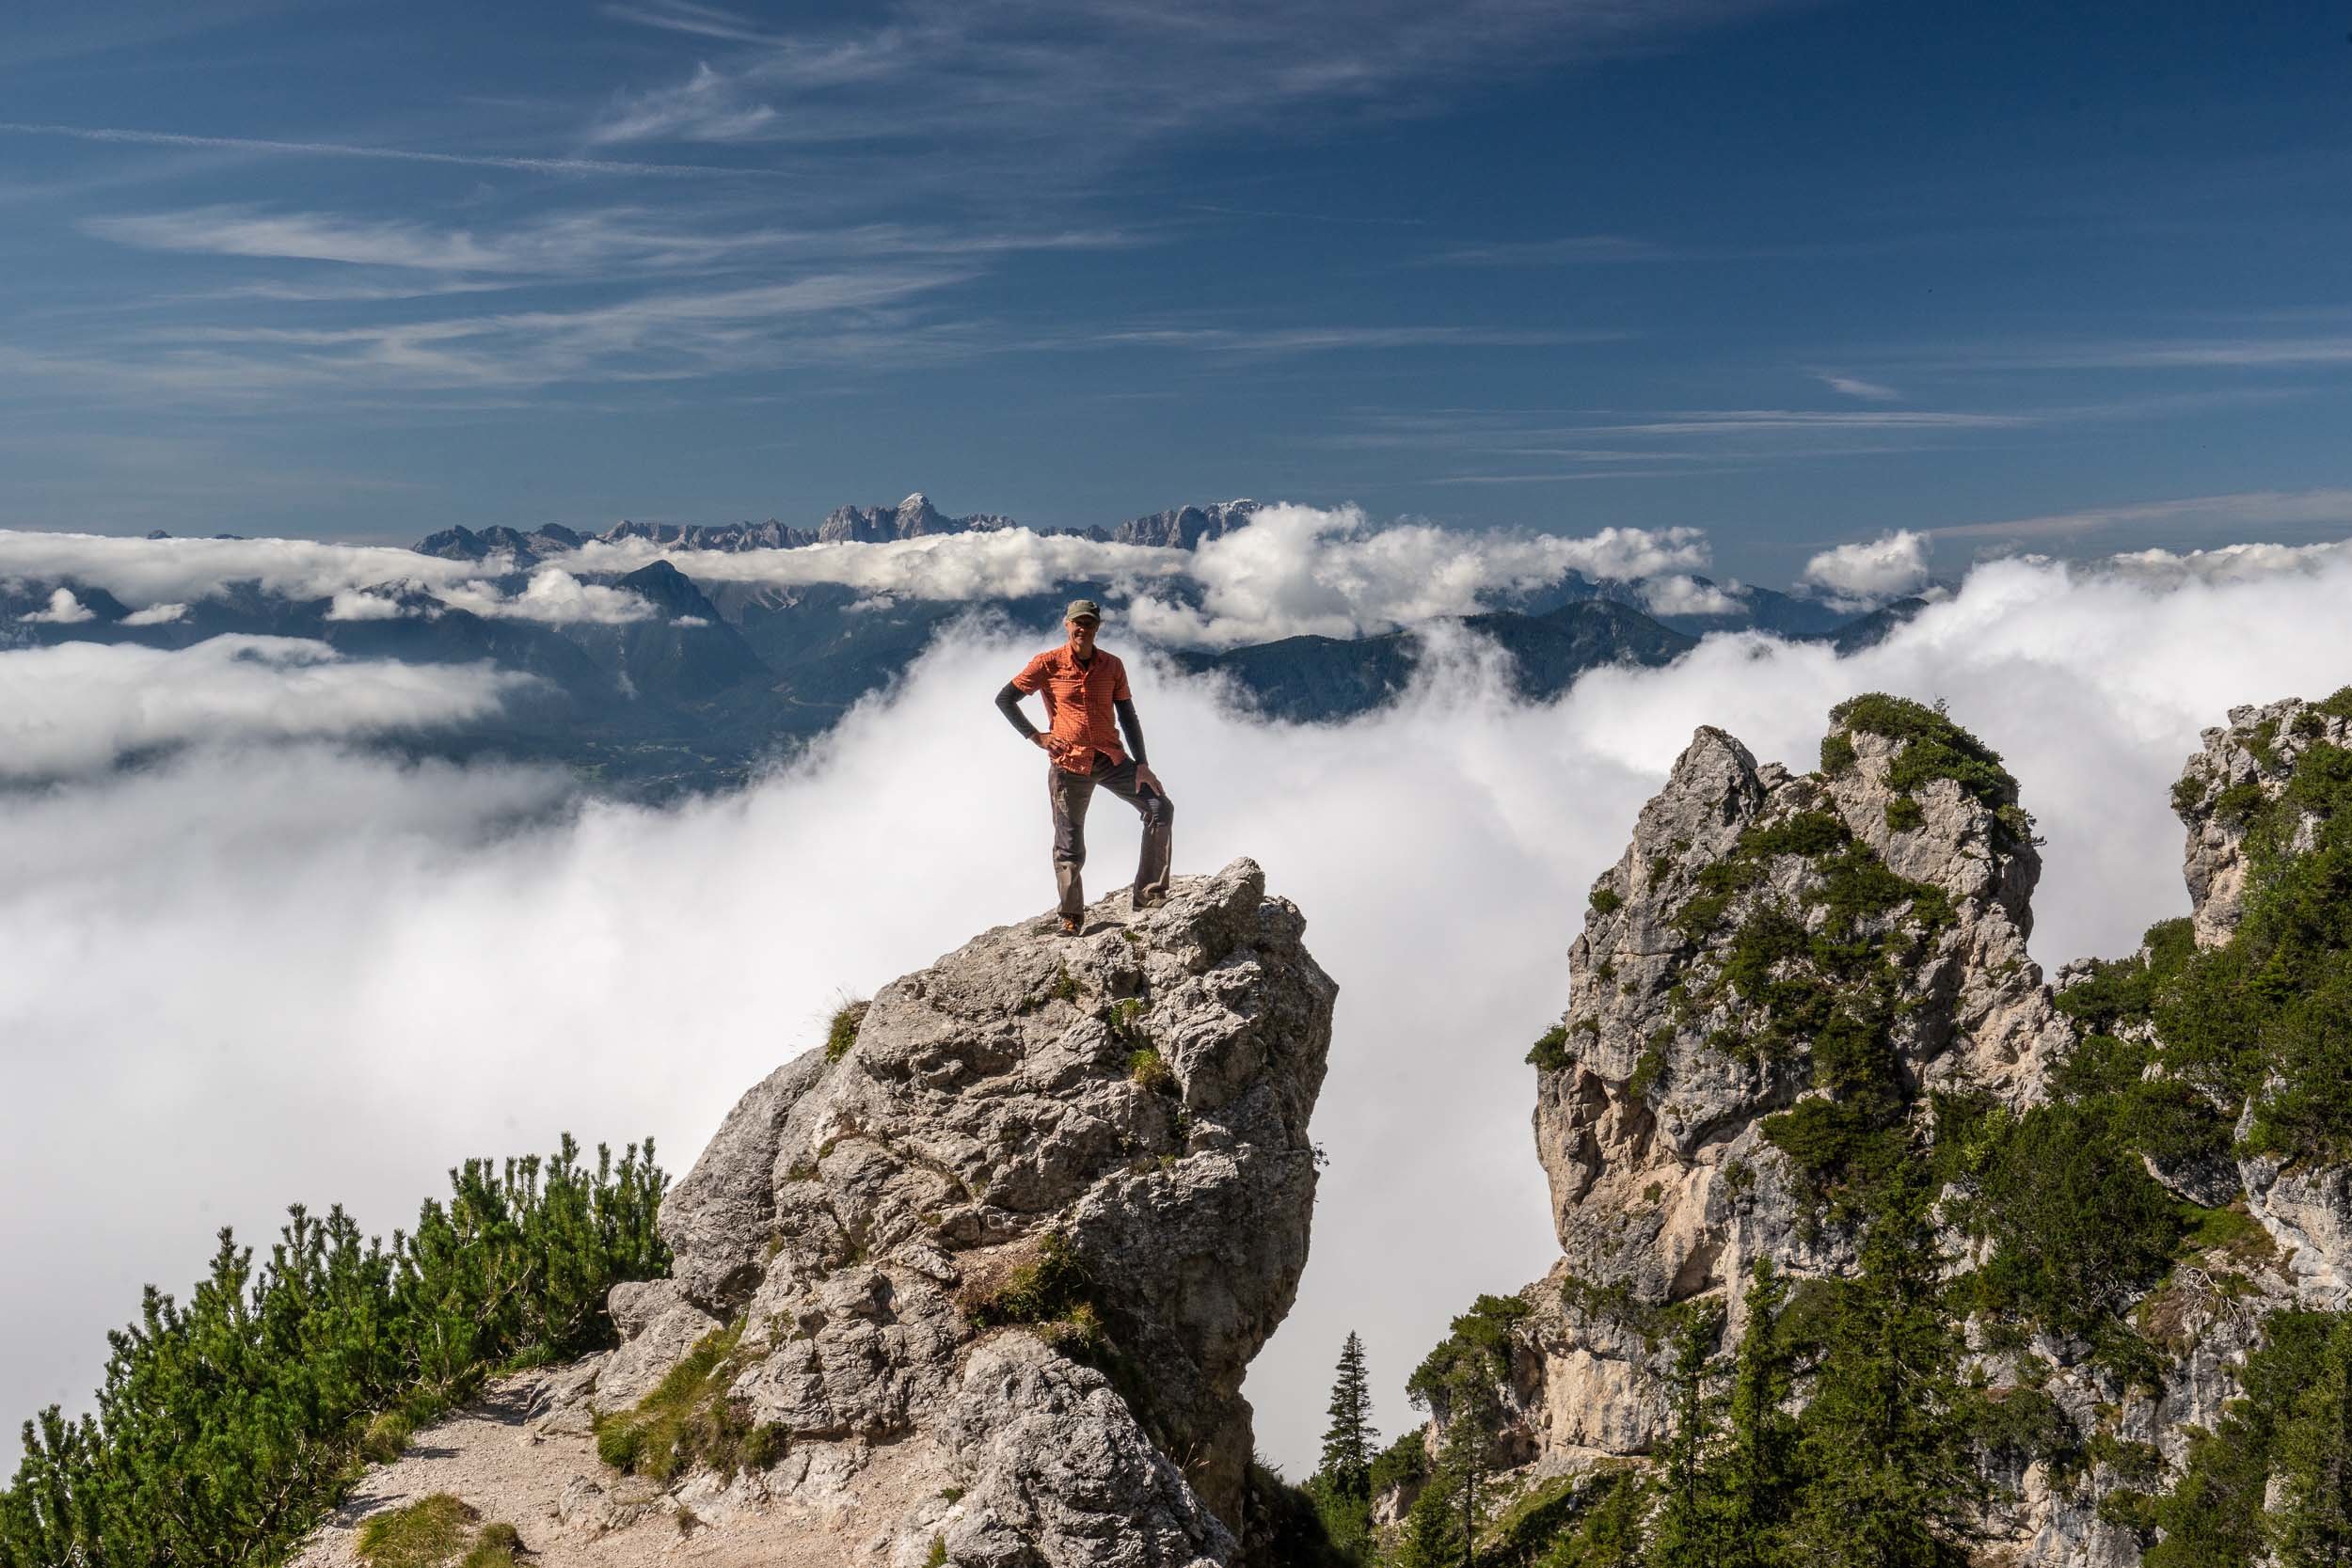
1790 1180 1982 1568
1402 1358 1504 1567
2273 1315 2352 1567
1321 1331 1379 1497
1715 1260 1799 1568
1310 1332 1380 1560
1645 1301 1725 1568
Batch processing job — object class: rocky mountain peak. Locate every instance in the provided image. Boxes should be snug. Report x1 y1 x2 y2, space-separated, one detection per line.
1539 695 2061 1243
2174 693 2352 947
575 859 1334 1562
1486 697 2072 1464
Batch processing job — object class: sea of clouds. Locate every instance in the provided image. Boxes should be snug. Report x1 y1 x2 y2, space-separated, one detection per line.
0 504 1715 647
6 540 2352 1479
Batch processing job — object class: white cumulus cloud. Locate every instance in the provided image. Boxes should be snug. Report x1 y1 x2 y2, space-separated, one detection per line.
1641 574 1744 617
1799 529 1931 610
1120 504 1710 646
19 588 96 624
325 589 416 621
439 568 659 625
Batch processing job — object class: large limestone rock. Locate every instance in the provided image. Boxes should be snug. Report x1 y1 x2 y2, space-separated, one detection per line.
1532 707 2063 1352
294 860 1332 1568
604 857 1334 1560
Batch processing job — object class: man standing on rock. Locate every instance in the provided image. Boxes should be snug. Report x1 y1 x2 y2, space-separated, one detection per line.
995 600 1172 933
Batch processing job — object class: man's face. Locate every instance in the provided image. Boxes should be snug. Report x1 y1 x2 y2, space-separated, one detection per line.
1066 616 1099 655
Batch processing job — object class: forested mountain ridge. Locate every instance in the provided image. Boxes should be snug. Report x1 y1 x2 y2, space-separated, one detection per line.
1355 689 2352 1568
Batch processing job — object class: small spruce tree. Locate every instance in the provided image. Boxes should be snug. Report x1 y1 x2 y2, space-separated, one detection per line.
1321 1331 1379 1497
1715 1260 1800 1568
1790 1179 1982 1568
2272 1314 2352 1566
1310 1331 1380 1560
1645 1301 1725 1568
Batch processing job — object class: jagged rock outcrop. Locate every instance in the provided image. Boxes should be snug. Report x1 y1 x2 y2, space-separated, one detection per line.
1530 704 2063 1362
817 493 1025 545
1112 500 1261 550
361 858 1332 1568
1405 693 2352 1568
2174 694 2352 948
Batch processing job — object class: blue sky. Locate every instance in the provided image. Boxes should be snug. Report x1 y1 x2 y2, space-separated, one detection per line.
2 0 2347 583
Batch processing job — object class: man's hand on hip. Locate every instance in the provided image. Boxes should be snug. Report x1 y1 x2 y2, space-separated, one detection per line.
1029 732 1053 751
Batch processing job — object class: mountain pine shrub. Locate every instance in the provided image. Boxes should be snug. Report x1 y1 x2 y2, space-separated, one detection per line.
0 1136 666 1568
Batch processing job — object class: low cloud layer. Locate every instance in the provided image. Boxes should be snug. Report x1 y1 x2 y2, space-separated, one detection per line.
7 543 2352 1482
3 509 1717 649
0 637 532 777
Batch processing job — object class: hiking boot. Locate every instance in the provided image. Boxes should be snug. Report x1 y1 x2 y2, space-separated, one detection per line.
1059 914 1082 934
1131 891 1167 912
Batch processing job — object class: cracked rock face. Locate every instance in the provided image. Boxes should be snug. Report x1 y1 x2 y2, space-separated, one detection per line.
602 857 1335 1563
1533 712 2062 1338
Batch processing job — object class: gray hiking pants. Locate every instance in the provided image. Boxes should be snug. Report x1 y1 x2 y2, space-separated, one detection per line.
1048 753 1173 919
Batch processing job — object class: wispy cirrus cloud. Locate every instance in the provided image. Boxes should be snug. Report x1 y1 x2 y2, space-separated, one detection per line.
1934 488 2352 545
84 205 1137 277
1818 372 1900 401
584 0 1810 163
587 61 781 147
4 270 975 400
1089 325 1619 356
1421 234 1670 266
0 120 768 179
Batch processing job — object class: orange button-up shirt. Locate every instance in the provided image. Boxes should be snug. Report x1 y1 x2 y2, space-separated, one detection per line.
1011 646 1130 773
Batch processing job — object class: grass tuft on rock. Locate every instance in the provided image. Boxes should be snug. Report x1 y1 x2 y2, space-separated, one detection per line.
594 1319 786 1483
358 1410 414 1465
824 999 869 1062
968 1233 1093 1330
457 1521 525 1568
356 1494 477 1568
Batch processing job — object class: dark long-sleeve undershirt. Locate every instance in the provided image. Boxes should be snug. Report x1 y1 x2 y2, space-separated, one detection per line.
993 681 1149 766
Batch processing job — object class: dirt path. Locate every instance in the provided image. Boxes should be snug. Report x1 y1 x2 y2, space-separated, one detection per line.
291 1364 956 1568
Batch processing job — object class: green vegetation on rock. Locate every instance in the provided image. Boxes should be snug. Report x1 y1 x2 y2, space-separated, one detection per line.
594 1318 787 1482
824 998 868 1061
0 1137 666 1568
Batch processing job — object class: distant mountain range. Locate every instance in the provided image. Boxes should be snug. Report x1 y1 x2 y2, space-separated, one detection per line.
415 495 1266 568
8 496 1917 796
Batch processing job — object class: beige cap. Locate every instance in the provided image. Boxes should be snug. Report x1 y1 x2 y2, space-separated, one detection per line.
1064 598 1102 623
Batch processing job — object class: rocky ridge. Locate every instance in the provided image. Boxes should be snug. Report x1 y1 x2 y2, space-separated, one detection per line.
295 859 1333 1568
1394 692 2352 1566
